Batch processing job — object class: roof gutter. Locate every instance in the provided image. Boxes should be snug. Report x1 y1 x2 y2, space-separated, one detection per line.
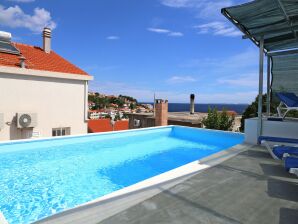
0 66 93 81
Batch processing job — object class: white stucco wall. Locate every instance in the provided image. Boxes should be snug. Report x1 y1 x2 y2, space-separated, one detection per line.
0 72 90 141
245 117 298 144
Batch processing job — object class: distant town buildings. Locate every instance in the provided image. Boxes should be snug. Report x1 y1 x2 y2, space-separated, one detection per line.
87 92 153 120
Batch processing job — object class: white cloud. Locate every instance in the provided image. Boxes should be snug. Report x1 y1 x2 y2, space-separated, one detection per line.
160 0 193 8
181 48 258 70
160 0 234 19
89 80 256 103
147 28 170 33
197 91 257 104
160 0 248 38
217 73 258 88
195 21 241 37
8 0 35 2
147 27 183 37
179 48 262 95
166 75 197 84
0 5 56 33
168 31 184 37
106 36 119 40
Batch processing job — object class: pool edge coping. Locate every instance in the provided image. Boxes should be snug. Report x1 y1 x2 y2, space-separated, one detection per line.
0 125 244 147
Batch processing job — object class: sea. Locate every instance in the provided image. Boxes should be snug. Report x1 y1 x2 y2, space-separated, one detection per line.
142 103 249 115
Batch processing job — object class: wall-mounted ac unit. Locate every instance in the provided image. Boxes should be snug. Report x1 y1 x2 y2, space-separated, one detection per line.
0 113 4 130
17 113 37 129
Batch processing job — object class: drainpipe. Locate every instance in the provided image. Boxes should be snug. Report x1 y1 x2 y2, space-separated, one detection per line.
84 80 88 121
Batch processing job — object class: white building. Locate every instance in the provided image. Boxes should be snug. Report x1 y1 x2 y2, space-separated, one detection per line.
0 28 93 141
88 110 107 120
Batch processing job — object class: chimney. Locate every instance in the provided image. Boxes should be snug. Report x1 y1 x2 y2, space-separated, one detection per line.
190 94 195 114
42 27 51 53
155 99 168 126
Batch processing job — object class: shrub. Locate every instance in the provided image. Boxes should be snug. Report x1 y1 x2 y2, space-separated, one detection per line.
202 108 234 131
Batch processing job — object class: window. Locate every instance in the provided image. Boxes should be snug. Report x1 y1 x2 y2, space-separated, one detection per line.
52 127 70 137
134 119 141 127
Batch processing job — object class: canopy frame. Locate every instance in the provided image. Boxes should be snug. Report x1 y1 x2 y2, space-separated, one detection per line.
222 0 298 140
222 0 298 53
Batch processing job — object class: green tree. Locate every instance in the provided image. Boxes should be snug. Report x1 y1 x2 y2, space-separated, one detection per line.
119 95 137 103
129 103 136 110
104 114 111 119
218 110 234 130
202 108 234 131
88 95 96 103
114 112 121 121
114 98 125 107
202 108 219 129
93 97 109 109
122 113 129 119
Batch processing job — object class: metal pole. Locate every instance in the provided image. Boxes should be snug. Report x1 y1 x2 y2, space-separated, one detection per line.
266 56 271 116
153 92 156 117
257 37 264 139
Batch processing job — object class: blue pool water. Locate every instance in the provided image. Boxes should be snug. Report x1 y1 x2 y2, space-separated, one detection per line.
0 126 244 223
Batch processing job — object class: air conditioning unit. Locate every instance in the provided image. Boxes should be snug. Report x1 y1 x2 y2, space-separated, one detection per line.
17 113 37 129
0 113 4 130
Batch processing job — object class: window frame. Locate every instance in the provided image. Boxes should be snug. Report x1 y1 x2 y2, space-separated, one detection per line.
52 127 70 137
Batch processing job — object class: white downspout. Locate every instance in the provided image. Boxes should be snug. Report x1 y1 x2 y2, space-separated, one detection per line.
84 80 88 121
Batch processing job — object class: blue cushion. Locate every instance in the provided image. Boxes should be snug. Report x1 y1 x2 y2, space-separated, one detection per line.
258 136 298 144
284 156 298 171
276 92 298 107
272 146 298 159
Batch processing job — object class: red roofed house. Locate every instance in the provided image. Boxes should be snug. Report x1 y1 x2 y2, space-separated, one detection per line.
0 28 93 141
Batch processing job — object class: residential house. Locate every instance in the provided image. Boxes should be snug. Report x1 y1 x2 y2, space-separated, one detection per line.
0 28 93 141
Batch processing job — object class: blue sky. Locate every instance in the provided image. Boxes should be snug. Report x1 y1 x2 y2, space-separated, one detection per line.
0 0 264 104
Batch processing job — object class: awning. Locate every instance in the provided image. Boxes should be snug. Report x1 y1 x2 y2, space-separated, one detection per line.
222 0 298 52
271 53 298 97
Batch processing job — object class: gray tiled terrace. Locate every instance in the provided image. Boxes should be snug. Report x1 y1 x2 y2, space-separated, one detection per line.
99 146 298 224
36 145 298 224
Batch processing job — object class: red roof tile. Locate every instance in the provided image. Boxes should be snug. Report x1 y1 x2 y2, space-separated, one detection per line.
0 43 89 76
88 119 129 133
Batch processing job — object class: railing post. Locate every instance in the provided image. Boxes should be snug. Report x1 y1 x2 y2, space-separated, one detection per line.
257 37 264 139
266 56 271 116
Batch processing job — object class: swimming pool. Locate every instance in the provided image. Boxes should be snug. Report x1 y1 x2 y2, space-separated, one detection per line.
0 126 244 224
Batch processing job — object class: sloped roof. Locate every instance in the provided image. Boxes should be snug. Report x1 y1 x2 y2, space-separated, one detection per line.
222 0 298 52
0 42 89 76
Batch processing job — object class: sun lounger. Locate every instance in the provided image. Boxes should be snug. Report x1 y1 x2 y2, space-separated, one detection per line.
276 92 298 118
289 168 298 176
283 155 298 177
258 136 298 160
